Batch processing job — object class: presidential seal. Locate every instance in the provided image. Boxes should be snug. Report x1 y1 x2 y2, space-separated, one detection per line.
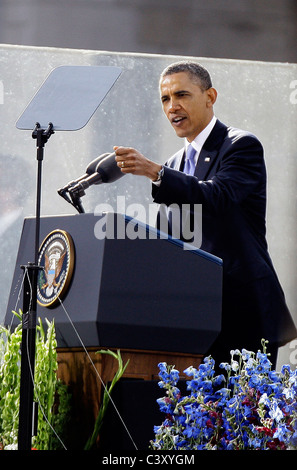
37 229 75 307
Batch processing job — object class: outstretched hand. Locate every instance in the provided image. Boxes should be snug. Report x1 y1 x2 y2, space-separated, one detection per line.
114 146 162 181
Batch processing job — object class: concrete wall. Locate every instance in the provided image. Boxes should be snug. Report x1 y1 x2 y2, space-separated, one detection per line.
0 0 296 63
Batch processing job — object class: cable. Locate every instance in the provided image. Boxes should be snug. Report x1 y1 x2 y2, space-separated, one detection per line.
57 297 138 450
9 269 27 330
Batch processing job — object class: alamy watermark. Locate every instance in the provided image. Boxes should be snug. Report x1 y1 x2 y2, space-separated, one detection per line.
289 339 297 366
93 196 202 251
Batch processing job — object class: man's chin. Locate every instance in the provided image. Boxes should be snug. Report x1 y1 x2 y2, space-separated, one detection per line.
172 127 187 139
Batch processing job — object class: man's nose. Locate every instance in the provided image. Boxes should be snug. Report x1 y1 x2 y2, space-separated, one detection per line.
168 98 180 112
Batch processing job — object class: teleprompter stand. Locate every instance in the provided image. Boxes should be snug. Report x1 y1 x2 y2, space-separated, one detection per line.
15 65 122 450
18 122 54 450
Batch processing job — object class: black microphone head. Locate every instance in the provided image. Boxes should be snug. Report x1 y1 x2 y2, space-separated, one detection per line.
86 153 110 175
96 152 124 183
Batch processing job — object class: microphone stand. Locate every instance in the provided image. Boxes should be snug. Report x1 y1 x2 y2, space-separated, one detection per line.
18 122 54 450
57 185 85 214
66 174 103 214
67 185 85 214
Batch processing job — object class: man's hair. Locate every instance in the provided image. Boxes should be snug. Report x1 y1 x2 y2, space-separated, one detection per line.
160 60 212 91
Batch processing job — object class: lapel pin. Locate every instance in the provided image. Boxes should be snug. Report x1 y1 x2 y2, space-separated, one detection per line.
204 157 211 162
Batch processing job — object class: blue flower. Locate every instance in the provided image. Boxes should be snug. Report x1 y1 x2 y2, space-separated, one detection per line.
248 374 261 388
259 392 270 407
183 424 200 439
152 347 297 451
153 425 162 434
169 368 179 382
186 379 201 393
268 370 279 382
248 437 263 449
201 380 213 393
241 349 252 361
269 399 284 423
184 403 196 416
213 374 225 387
219 362 231 372
273 423 290 442
183 365 198 376
156 397 173 414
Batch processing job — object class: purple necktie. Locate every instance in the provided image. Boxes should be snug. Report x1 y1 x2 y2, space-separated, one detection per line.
184 144 196 175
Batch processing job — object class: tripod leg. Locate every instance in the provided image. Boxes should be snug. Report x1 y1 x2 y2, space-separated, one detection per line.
18 266 38 450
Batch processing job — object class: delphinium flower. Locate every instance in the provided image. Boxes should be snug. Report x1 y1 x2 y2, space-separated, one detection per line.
151 340 297 451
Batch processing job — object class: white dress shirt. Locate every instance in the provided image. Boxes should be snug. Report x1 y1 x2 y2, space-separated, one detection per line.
184 115 217 168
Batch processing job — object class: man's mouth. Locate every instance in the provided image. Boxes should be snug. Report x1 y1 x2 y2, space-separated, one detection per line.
171 116 186 126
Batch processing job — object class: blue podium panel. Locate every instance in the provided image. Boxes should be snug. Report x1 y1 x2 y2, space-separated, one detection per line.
5 213 222 354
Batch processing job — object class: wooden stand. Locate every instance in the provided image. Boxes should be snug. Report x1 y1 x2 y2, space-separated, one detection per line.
57 347 202 450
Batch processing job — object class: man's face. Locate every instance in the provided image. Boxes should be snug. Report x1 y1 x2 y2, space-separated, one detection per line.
160 72 216 142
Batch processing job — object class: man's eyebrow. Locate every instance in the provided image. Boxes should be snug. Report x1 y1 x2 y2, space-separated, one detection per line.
161 89 191 100
174 89 190 94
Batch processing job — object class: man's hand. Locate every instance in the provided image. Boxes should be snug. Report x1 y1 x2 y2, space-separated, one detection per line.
114 146 162 181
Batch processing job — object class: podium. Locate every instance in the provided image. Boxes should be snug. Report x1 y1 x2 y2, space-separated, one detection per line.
5 212 222 449
5 212 222 354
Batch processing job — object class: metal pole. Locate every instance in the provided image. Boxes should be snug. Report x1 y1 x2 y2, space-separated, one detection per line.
18 123 54 450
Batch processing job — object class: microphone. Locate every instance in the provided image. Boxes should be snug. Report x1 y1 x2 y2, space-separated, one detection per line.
96 151 124 183
58 153 110 194
69 152 124 195
85 153 112 178
58 152 124 213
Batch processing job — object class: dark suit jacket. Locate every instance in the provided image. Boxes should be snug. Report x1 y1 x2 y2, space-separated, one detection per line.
152 119 297 351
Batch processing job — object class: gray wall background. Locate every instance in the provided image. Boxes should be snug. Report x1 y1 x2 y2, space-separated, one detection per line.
0 0 296 369
0 0 296 64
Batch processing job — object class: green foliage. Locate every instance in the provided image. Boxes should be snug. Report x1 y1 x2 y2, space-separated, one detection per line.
0 314 22 448
84 349 129 450
0 311 71 450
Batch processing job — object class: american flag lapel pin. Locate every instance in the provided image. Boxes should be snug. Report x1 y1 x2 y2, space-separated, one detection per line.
205 157 211 162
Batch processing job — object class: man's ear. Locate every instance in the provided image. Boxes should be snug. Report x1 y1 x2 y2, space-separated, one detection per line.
206 87 217 107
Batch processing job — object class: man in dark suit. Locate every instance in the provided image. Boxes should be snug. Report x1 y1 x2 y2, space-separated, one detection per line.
114 60 297 368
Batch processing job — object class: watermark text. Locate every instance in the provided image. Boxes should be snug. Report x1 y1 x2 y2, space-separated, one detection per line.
289 339 297 365
93 196 202 251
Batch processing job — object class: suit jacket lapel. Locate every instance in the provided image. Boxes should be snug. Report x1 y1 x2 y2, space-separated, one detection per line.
166 120 227 179
195 119 227 180
195 147 219 180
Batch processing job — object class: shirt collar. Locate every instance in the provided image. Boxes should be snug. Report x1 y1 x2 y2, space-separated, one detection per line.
185 116 217 154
